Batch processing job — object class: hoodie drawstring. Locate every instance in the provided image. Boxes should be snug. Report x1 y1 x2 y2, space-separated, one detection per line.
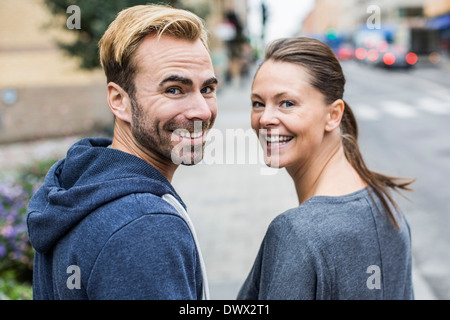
162 193 210 300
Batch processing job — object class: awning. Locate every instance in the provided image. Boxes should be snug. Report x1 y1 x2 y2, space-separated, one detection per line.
428 13 450 30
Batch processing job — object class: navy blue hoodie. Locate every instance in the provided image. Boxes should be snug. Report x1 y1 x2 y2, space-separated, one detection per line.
27 137 207 300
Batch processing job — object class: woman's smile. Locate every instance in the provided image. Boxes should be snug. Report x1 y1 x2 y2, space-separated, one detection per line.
260 132 294 150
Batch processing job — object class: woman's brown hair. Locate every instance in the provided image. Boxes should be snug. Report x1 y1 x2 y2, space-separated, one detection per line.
262 37 414 228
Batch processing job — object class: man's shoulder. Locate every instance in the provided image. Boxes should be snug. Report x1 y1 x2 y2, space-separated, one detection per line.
114 191 179 214
55 191 190 267
85 191 182 232
59 191 184 252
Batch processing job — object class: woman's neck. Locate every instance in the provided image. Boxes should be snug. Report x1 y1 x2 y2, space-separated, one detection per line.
287 142 367 204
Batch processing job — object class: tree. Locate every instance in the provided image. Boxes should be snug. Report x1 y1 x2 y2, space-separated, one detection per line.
43 0 182 69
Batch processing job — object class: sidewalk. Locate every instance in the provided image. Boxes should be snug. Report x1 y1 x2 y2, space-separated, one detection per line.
412 266 437 300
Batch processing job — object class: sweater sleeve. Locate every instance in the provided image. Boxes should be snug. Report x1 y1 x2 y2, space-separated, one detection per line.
238 214 329 300
87 214 201 300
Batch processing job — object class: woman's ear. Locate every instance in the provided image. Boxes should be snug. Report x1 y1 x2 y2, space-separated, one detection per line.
325 99 345 132
107 82 132 123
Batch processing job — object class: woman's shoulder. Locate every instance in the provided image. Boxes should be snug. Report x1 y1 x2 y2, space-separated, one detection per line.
279 187 370 218
268 188 376 239
266 204 326 243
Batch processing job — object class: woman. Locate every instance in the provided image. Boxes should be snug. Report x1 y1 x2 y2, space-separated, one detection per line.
237 37 415 300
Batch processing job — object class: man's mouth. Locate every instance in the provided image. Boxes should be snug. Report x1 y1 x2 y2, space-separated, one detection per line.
172 129 205 141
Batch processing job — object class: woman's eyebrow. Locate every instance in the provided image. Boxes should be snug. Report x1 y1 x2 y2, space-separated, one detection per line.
251 92 290 99
273 92 291 100
251 93 263 100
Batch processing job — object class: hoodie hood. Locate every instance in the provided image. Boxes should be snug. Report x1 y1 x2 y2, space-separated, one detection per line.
27 137 185 254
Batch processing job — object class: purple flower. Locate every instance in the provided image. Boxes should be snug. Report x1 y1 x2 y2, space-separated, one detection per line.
1 225 15 239
1 180 33 267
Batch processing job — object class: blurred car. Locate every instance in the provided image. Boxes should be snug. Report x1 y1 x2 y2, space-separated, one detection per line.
336 43 355 61
352 29 418 68
353 29 385 65
376 44 418 68
354 42 418 68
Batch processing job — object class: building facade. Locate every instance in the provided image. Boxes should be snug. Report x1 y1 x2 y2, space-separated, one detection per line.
301 0 439 54
424 0 450 54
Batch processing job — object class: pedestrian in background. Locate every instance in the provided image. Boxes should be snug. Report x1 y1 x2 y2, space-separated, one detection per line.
238 37 415 300
27 4 218 299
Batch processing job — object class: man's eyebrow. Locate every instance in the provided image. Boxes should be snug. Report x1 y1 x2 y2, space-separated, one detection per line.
202 77 218 87
159 75 193 87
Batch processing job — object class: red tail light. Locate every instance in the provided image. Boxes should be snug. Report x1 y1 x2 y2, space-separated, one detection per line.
406 52 418 65
383 53 396 65
355 47 367 60
367 49 379 61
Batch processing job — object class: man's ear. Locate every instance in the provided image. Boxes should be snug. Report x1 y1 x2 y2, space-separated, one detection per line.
325 99 345 132
107 82 132 123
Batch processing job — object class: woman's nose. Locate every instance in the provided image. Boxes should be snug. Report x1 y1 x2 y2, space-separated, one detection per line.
259 106 280 128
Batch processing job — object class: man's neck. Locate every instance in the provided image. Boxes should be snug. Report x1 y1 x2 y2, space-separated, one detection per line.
110 122 178 183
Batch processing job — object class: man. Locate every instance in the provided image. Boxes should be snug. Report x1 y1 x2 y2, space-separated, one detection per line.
27 4 217 300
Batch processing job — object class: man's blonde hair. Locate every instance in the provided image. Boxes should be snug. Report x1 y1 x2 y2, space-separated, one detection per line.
98 4 209 97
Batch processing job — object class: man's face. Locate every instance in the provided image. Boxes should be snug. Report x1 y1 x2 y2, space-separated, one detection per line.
130 35 218 166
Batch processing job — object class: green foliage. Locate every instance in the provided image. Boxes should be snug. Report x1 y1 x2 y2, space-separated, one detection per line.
43 0 182 69
0 270 33 300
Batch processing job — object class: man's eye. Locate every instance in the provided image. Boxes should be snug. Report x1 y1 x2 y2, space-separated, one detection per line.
166 87 182 95
201 86 215 94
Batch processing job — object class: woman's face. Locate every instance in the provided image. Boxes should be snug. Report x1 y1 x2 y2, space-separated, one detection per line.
250 60 332 170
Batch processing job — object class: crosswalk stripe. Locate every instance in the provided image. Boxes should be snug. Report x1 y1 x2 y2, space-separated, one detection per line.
417 98 450 115
353 104 381 121
382 101 418 118
353 98 450 121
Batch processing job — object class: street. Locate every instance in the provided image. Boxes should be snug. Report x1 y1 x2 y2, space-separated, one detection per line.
172 60 450 299
345 60 450 300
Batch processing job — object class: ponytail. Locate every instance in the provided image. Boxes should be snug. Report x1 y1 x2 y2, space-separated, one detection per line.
341 101 414 229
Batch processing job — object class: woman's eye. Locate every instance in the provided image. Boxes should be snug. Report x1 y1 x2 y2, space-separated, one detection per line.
281 101 294 108
166 87 182 95
252 101 264 108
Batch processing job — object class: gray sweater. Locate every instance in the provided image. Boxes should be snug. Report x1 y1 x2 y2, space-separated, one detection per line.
237 188 414 300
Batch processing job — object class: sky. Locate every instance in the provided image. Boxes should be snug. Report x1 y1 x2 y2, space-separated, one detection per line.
247 0 315 43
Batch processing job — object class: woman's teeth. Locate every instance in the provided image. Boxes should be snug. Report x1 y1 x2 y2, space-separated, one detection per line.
265 135 293 145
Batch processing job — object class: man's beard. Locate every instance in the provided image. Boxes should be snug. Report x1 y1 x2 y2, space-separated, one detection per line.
130 97 213 166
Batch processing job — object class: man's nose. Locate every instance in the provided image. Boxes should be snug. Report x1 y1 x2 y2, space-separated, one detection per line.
185 93 214 122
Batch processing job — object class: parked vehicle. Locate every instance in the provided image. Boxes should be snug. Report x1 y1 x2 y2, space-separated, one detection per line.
352 28 417 68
